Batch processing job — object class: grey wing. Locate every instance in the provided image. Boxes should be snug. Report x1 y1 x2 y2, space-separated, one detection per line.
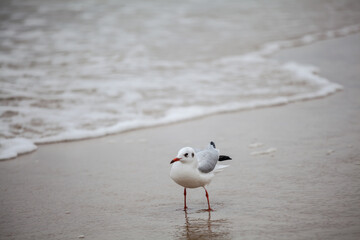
197 148 220 173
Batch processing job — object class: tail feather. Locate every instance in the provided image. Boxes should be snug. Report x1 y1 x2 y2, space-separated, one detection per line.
219 155 232 161
213 164 229 174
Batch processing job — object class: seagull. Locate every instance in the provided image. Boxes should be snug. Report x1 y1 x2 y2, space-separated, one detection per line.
170 141 231 211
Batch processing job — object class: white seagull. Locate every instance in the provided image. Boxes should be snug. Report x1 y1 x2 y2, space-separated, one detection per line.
170 141 232 211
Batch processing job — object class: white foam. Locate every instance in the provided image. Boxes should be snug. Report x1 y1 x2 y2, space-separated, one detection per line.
1 0 359 160
257 24 360 57
251 148 277 156
249 142 264 148
0 138 37 160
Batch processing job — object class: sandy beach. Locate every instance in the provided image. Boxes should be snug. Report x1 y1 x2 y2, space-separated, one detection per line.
1 33 360 239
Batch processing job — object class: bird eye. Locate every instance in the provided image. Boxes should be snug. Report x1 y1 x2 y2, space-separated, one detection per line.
184 153 188 157
192 153 194 157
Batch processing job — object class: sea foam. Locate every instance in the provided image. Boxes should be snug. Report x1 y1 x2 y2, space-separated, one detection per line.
1 25 359 160
0 138 37 160
1 0 360 160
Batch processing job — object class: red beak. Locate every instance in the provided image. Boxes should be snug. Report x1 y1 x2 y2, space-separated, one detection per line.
170 158 181 164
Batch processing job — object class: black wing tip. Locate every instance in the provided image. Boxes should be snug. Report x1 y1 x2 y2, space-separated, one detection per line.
210 141 216 148
219 155 232 161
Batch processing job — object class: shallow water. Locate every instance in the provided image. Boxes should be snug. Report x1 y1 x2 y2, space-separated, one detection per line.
1 0 360 159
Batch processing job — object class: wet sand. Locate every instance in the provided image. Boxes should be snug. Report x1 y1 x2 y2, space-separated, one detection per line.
1 34 360 239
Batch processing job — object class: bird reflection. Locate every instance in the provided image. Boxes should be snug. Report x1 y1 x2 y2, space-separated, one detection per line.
176 210 230 240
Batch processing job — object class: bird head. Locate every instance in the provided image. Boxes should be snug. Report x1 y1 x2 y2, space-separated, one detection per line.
170 147 196 164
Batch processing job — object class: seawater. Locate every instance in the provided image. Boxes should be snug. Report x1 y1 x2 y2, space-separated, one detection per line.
1 0 360 159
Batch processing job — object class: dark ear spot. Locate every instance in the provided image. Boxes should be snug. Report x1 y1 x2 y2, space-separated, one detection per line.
184 153 188 157
192 153 194 157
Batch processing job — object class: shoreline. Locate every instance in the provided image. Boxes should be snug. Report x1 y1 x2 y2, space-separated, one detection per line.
0 34 360 239
2 24 360 161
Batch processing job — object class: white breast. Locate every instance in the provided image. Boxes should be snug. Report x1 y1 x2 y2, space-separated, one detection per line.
170 162 213 188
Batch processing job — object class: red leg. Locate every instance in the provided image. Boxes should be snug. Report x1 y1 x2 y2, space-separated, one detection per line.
204 187 213 211
184 188 187 210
